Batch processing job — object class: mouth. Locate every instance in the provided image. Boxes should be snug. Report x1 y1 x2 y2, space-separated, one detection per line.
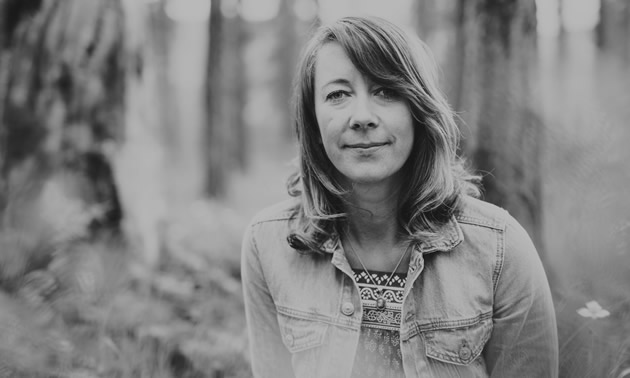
345 142 389 149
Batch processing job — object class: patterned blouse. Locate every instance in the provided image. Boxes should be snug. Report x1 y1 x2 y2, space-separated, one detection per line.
351 269 407 378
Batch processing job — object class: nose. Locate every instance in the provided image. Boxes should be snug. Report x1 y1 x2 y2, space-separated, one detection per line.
349 95 377 130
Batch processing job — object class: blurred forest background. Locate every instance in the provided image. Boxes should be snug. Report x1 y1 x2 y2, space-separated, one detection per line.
0 0 629 377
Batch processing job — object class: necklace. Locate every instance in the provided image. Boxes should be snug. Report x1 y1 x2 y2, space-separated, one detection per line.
344 233 410 310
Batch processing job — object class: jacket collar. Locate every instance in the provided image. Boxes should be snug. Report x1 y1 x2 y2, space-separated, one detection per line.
320 216 464 255
416 216 464 254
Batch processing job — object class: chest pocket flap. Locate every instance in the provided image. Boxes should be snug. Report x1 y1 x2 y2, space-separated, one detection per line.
277 309 329 353
423 318 492 365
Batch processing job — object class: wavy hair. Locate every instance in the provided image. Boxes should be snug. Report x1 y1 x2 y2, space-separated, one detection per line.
287 16 479 253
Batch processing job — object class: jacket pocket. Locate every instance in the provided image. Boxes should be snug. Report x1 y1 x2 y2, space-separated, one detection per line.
276 309 328 353
422 318 493 365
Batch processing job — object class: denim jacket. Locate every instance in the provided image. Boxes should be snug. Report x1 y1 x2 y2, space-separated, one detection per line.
241 196 558 378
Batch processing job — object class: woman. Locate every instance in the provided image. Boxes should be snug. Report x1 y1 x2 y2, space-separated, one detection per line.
241 16 558 378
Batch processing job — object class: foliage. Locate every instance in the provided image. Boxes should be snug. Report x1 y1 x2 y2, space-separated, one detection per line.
0 169 251 378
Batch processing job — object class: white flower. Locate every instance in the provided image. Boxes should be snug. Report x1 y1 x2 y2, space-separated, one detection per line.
577 301 610 319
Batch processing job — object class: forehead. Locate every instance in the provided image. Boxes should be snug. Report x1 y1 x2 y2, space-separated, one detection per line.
313 42 358 85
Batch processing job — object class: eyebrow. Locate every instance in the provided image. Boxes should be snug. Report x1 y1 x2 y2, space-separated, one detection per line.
321 78 352 87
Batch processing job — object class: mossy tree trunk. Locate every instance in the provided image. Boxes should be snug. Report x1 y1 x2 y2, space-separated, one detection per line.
0 0 151 371
0 0 130 234
455 0 548 265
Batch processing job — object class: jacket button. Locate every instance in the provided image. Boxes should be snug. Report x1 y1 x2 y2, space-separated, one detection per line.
459 344 472 360
341 302 355 316
284 333 294 347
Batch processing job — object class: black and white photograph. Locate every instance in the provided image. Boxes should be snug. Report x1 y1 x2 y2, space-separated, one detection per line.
0 0 628 377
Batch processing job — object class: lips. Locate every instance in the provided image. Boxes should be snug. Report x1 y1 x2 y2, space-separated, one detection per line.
345 142 389 149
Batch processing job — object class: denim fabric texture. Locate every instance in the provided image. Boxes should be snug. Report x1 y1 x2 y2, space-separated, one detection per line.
241 196 559 378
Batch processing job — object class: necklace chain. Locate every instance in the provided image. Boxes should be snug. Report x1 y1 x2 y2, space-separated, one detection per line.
343 232 409 304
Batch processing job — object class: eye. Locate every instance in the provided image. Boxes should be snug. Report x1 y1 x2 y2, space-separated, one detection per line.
325 90 349 103
374 87 399 101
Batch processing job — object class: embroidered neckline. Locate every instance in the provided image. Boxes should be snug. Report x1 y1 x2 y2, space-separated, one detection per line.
352 269 407 288
352 269 407 331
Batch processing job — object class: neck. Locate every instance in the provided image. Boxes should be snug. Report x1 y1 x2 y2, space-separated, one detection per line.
343 180 401 249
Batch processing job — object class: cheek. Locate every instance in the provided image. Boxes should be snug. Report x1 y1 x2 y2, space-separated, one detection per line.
315 110 329 143
396 115 415 156
318 121 342 151
396 135 414 168
315 124 337 163
321 134 341 163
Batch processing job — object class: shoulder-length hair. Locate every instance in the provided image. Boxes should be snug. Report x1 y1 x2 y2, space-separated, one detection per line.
286 16 479 253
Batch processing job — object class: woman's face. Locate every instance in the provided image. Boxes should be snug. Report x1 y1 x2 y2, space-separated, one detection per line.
313 42 414 188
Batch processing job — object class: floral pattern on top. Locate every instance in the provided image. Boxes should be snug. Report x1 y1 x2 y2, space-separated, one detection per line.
351 269 407 378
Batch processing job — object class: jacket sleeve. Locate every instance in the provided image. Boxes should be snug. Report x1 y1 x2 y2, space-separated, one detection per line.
241 222 295 378
483 216 559 377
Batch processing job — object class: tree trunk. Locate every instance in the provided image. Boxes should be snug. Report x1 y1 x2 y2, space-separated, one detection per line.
205 0 249 192
221 0 247 170
112 0 167 266
205 0 226 197
277 0 297 139
148 0 175 165
412 0 461 107
455 0 547 264
0 0 127 234
414 0 437 39
597 0 630 63
0 0 8 213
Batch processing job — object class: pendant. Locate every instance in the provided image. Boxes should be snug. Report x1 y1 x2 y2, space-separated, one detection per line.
376 296 387 310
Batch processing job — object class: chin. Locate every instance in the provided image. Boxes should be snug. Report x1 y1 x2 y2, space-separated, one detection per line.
340 167 406 188
345 172 392 185
350 176 384 184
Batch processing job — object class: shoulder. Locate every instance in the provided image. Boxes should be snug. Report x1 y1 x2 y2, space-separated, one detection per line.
243 198 300 254
241 198 312 287
457 196 542 278
249 197 300 226
452 198 545 302
455 196 514 232
456 196 534 248
454 196 538 268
